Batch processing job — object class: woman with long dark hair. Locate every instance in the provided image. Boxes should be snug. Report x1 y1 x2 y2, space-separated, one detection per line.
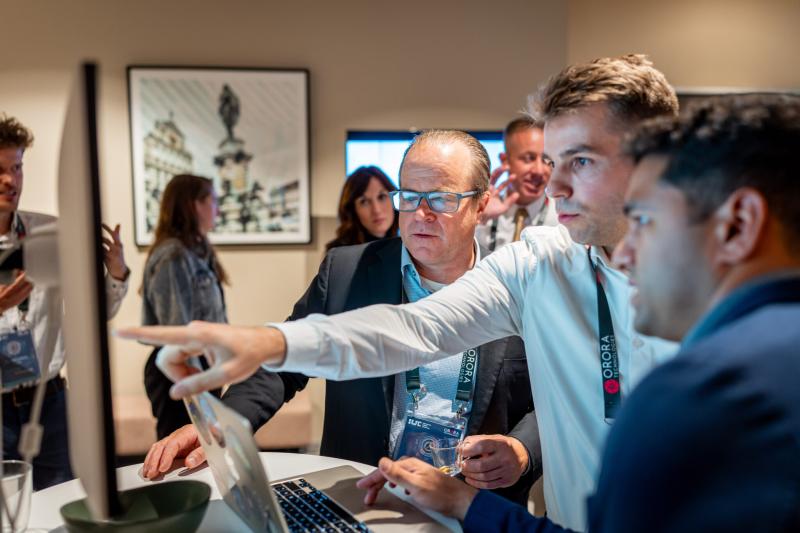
140 174 228 439
326 166 398 250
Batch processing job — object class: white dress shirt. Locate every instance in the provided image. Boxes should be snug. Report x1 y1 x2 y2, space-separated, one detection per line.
0 211 128 384
475 195 558 252
269 225 678 531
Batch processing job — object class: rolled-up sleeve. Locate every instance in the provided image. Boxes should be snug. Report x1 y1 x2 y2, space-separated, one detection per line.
105 274 129 319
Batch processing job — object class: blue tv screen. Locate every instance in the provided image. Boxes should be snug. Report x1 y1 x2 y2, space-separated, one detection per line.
345 131 505 188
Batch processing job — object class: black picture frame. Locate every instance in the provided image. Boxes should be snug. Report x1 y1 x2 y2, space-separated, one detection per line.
127 65 311 245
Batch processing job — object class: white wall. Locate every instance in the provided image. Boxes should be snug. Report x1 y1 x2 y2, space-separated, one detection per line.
0 0 568 445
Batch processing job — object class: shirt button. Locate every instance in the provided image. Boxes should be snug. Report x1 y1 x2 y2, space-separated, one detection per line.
632 337 644 349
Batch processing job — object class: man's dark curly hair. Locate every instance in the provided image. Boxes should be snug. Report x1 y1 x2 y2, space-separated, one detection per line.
0 114 34 149
625 93 800 252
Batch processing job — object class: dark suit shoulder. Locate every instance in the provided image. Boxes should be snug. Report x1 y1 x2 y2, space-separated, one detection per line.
590 304 800 532
325 236 402 266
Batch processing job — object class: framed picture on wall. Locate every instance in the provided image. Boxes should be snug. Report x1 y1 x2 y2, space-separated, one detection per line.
127 66 311 246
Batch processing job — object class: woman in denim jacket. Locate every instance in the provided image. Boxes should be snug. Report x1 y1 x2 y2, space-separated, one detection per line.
141 174 228 439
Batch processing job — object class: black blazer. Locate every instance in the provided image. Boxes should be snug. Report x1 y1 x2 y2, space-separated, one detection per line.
223 237 541 504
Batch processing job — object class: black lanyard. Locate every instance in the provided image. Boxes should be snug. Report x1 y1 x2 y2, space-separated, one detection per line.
588 248 621 421
11 216 29 314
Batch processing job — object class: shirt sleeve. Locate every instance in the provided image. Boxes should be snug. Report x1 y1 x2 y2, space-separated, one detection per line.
144 252 194 326
266 241 532 380
105 273 129 319
464 490 572 533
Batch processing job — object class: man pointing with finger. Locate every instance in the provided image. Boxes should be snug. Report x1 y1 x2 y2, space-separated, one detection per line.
138 129 542 506
119 55 680 531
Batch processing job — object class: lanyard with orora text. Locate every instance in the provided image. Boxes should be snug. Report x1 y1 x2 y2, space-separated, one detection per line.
405 347 479 418
400 287 479 416
588 247 621 421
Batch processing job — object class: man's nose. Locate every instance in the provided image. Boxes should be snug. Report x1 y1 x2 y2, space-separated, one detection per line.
414 198 436 221
545 168 571 199
611 234 635 271
534 158 550 179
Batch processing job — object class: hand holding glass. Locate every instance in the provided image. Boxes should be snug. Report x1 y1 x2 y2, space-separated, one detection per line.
430 438 463 477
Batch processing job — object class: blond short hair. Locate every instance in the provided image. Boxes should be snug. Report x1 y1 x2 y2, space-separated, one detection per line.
529 54 678 127
402 129 490 196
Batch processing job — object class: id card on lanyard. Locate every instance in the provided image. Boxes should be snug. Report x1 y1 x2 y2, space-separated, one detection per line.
0 326 41 391
394 347 479 463
588 248 622 421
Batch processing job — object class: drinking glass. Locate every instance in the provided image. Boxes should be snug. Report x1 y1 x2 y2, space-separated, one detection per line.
430 438 463 476
0 460 32 533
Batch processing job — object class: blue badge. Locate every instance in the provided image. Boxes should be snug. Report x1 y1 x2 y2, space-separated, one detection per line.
0 329 40 391
395 414 464 465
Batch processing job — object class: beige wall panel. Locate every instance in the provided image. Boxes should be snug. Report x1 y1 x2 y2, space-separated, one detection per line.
567 0 800 89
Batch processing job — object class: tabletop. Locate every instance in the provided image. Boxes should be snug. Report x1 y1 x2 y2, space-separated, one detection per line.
29 452 459 532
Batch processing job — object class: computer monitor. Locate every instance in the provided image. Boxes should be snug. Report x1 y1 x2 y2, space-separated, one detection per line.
57 62 121 519
345 130 505 187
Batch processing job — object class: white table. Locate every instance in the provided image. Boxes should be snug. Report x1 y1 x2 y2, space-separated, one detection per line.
29 452 459 531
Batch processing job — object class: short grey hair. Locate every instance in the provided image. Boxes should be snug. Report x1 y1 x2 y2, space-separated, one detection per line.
401 129 490 196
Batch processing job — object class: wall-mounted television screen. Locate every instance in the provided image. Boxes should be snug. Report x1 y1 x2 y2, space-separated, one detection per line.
345 130 505 188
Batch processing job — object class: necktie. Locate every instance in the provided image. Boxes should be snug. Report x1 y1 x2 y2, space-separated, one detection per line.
512 207 528 241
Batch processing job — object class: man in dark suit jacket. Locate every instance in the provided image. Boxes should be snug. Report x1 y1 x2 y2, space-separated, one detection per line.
355 96 800 532
143 130 542 506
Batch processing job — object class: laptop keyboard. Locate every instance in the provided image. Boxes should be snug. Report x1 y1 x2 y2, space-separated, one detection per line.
272 478 370 532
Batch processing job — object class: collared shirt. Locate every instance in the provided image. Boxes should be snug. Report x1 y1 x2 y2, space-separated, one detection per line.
387 240 481 456
475 196 558 252
0 211 128 384
269 225 678 531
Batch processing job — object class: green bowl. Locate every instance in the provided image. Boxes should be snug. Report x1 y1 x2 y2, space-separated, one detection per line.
60 480 210 533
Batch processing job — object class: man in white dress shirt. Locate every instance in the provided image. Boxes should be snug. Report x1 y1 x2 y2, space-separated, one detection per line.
476 116 558 251
120 54 680 531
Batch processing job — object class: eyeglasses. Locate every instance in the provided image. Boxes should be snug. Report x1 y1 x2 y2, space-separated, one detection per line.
389 190 478 213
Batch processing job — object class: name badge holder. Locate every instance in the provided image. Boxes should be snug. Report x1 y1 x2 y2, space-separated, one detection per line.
0 306 41 392
394 347 479 464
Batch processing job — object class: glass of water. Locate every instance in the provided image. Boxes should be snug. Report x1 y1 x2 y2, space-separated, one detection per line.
430 438 463 476
1 460 32 533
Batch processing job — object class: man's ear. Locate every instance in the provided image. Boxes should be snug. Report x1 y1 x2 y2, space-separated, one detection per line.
476 191 490 216
499 152 508 165
710 187 768 267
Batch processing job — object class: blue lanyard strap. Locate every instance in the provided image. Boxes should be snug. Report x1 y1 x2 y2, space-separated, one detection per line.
405 347 479 407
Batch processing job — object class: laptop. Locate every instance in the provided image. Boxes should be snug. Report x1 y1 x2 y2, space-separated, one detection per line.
184 391 454 532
